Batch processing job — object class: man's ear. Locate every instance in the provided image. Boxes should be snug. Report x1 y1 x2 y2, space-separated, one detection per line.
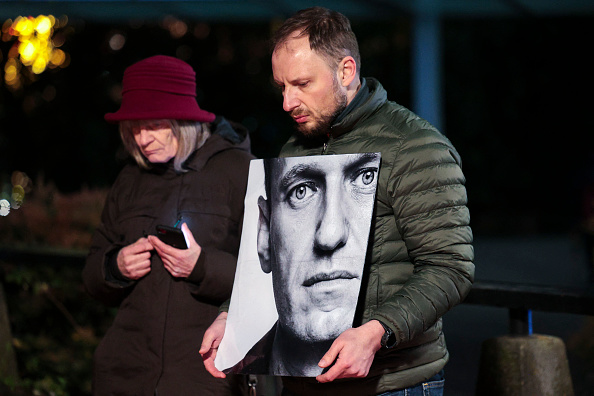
338 56 357 87
257 195 272 274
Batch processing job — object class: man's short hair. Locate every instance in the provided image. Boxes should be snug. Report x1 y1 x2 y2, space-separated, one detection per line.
271 7 361 75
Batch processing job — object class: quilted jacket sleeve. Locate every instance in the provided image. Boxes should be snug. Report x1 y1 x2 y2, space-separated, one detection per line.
371 128 474 345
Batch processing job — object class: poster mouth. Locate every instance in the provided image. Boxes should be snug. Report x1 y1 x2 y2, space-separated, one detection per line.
302 270 358 287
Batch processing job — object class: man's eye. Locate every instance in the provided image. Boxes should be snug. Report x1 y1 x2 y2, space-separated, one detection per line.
361 170 375 185
294 185 307 199
287 183 316 206
353 168 378 188
291 184 313 200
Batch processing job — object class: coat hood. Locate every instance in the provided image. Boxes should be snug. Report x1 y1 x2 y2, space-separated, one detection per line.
183 116 252 171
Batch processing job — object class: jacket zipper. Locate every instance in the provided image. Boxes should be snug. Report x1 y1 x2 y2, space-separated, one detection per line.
322 131 332 154
156 174 184 392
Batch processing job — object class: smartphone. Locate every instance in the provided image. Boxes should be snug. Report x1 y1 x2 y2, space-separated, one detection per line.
155 225 188 249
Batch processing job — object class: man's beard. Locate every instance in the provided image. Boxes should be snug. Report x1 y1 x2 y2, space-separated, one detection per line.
293 80 348 140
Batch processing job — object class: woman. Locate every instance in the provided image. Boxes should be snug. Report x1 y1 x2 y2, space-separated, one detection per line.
83 55 254 395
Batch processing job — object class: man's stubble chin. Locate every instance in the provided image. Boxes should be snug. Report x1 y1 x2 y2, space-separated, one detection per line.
293 84 348 141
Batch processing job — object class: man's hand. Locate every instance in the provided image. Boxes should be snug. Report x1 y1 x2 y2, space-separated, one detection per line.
316 320 385 383
117 237 154 280
199 311 228 378
148 223 201 278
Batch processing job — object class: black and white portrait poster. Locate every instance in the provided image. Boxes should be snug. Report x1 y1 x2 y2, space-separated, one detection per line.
215 153 381 377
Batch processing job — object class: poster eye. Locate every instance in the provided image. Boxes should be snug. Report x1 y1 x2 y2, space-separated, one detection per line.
294 185 307 199
353 168 378 189
362 170 375 185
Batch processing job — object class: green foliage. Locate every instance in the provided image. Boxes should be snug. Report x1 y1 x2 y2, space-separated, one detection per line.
0 172 111 394
0 176 108 250
1 259 116 396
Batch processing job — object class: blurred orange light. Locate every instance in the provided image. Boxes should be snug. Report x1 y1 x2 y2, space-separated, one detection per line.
14 16 34 36
3 14 68 81
19 40 37 62
34 15 53 35
50 48 66 66
32 56 47 74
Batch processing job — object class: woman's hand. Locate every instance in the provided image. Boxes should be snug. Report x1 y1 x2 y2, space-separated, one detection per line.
117 237 154 280
148 223 202 278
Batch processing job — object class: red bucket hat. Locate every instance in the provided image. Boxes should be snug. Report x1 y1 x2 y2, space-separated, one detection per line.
104 55 216 123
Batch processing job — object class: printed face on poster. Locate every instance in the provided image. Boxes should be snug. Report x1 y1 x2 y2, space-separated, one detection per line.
215 153 381 377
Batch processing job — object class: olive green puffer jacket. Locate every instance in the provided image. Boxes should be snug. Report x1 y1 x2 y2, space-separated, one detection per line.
279 78 474 395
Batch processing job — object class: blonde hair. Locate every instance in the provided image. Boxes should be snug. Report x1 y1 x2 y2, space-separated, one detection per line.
119 119 211 173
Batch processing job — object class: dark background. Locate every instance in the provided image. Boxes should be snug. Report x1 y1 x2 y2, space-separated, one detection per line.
1 15 594 237
1 7 594 396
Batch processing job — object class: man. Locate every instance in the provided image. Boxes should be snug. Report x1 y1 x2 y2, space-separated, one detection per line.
227 153 380 376
201 7 474 395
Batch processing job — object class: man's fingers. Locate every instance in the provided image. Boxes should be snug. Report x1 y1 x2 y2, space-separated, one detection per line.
316 364 342 383
317 356 367 383
199 312 228 378
200 325 226 379
199 333 218 355
202 353 226 378
315 325 380 382
200 313 227 354
318 341 341 368
315 341 343 382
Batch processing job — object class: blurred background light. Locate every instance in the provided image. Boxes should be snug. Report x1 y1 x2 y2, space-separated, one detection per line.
162 16 187 39
108 32 126 51
2 14 69 88
0 199 10 216
0 171 31 216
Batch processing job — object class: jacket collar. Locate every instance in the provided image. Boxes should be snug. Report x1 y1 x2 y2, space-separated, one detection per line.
281 78 388 151
329 78 387 139
183 116 251 171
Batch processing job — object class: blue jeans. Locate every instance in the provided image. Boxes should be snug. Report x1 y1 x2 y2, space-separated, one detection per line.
377 370 445 396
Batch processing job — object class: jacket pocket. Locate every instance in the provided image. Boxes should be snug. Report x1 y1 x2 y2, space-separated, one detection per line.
177 204 238 251
115 210 157 246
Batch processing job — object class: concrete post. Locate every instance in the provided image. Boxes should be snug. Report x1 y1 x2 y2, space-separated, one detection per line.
476 334 574 396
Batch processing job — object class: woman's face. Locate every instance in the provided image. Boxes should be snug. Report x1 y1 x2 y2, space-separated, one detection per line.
132 120 178 163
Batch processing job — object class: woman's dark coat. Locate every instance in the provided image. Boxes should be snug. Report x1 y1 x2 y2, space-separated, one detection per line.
83 118 254 395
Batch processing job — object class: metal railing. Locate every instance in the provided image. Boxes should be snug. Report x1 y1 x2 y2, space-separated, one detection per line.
2 245 593 322
464 279 594 335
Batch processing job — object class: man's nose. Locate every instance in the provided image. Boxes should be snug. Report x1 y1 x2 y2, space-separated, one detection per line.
283 87 300 112
314 192 349 253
